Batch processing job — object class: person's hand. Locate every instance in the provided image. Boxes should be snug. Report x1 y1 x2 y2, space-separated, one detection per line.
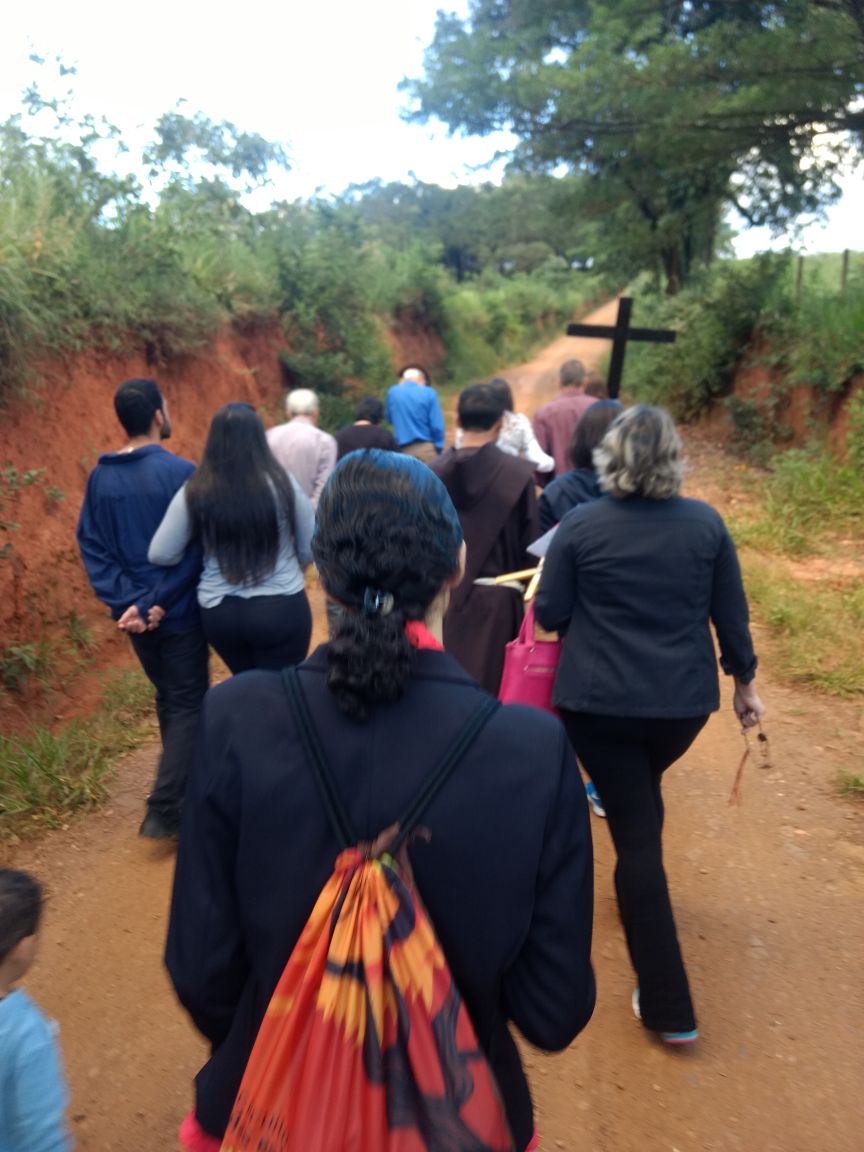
117 605 146 634
733 678 765 731
147 605 166 630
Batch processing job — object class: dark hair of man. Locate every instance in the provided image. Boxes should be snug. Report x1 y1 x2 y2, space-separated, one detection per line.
560 359 586 389
569 400 624 470
457 383 506 432
0 869 43 964
313 450 463 722
355 397 384 424
488 377 514 413
186 403 297 586
114 378 164 437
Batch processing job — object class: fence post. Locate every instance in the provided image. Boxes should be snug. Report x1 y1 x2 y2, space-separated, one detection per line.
841 248 849 293
795 254 804 307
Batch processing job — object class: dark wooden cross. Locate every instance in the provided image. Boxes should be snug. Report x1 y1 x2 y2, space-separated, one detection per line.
566 297 676 399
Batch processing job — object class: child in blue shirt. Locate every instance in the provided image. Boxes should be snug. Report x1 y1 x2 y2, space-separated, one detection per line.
0 869 71 1152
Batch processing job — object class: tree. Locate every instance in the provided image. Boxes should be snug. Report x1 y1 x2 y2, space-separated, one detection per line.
405 1 864 292
336 175 594 279
143 106 290 190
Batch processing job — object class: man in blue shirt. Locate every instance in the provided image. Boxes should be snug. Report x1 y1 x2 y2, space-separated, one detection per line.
385 367 446 464
77 379 209 839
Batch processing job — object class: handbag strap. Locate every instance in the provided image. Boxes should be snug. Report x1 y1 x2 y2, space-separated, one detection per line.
282 667 499 855
516 600 536 644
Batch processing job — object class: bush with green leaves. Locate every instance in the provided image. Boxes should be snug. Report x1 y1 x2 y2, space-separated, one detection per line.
624 254 793 419
624 251 863 430
441 269 605 387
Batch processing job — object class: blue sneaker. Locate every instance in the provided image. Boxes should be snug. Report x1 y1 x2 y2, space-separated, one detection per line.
632 988 698 1045
585 781 606 818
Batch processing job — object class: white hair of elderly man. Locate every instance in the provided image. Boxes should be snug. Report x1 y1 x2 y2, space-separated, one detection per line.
400 368 425 384
286 389 320 416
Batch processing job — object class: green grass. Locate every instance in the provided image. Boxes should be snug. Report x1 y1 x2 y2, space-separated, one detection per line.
784 251 863 298
728 446 864 557
837 772 864 798
741 554 864 696
0 640 54 694
0 667 154 835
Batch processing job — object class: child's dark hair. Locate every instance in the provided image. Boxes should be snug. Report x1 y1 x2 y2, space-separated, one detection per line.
354 397 384 424
0 870 43 964
313 450 462 721
568 399 624 470
114 378 164 437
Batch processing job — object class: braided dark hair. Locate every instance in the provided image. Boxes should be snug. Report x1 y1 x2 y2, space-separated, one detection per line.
313 450 463 721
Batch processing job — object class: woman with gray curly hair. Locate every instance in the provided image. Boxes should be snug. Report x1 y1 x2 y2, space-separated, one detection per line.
535 404 764 1046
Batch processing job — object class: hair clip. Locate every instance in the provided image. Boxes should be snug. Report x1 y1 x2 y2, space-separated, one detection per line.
362 587 395 617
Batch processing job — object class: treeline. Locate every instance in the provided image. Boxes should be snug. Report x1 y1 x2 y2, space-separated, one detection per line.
0 88 607 419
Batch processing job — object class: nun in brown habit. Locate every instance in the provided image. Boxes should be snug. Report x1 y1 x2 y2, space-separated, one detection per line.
431 383 539 694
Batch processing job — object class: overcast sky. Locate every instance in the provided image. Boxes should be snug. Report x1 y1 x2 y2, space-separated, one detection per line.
1 0 859 257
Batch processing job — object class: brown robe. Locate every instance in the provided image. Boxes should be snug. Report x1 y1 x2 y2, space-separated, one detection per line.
431 443 538 693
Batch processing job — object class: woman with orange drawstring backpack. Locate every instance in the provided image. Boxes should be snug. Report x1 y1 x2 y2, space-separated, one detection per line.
167 449 595 1152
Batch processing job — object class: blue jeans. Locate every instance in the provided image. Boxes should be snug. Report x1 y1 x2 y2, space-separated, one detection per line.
130 627 209 825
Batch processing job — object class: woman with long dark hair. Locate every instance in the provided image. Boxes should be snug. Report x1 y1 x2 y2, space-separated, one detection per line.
149 402 313 673
167 449 595 1152
536 405 764 1046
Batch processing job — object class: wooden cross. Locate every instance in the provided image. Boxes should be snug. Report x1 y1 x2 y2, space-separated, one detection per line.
566 297 676 399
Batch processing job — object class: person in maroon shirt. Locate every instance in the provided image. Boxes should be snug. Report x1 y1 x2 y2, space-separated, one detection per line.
532 359 597 479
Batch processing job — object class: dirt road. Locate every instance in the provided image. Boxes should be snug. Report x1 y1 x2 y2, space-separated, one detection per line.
10 303 864 1151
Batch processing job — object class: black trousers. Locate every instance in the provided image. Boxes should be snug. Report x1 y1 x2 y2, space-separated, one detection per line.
129 627 210 826
560 710 708 1033
201 591 312 675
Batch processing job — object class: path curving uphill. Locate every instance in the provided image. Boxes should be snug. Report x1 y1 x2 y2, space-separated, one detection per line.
8 306 864 1151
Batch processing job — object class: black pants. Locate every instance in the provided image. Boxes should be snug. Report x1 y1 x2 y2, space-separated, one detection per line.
201 591 312 675
129 627 210 827
561 710 708 1033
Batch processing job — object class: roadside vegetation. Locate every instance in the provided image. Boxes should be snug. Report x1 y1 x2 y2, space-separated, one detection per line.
0 668 153 836
0 72 607 426
624 252 864 430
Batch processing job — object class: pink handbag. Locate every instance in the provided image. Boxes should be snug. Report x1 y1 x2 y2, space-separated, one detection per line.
498 601 562 715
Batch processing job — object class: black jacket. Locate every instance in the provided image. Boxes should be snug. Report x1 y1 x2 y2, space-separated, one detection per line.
535 495 757 717
166 647 595 1150
537 468 602 533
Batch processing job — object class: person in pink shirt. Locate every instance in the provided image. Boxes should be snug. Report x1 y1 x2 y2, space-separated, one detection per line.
532 359 597 478
266 389 337 508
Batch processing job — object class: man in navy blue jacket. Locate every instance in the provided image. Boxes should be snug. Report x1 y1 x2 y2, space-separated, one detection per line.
77 379 208 839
